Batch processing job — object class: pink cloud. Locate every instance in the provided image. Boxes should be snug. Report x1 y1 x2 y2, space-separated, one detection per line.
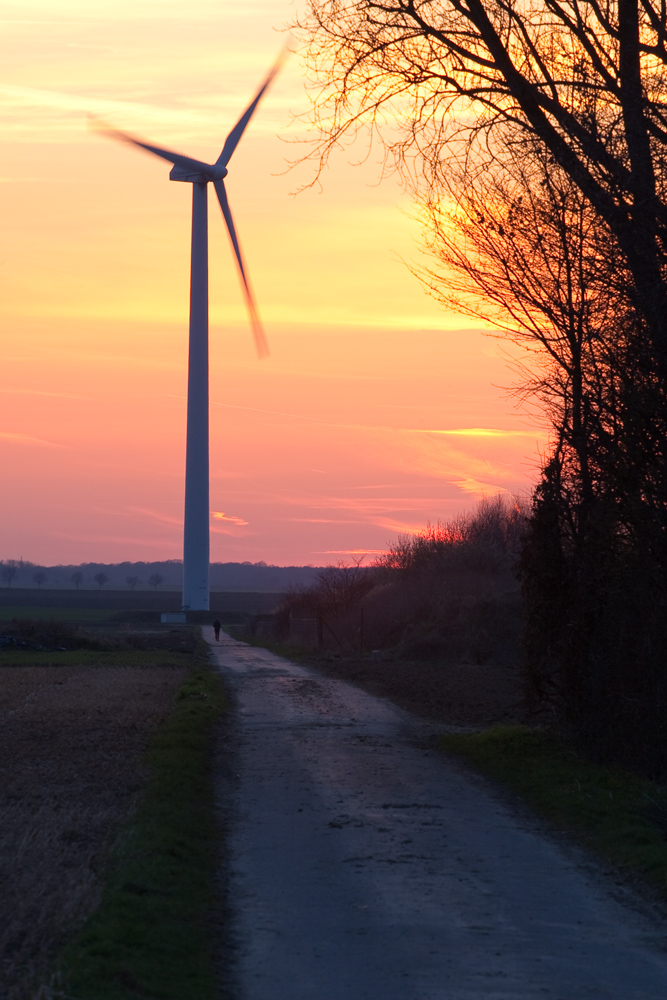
212 511 249 527
0 431 67 448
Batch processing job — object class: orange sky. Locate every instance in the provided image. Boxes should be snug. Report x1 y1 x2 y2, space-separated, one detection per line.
0 1 547 566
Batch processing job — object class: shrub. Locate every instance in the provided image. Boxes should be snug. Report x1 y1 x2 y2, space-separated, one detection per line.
277 496 528 664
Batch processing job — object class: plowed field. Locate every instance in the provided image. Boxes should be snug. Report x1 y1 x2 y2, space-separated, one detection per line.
0 662 187 999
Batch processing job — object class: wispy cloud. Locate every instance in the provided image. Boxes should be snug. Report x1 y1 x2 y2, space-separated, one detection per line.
286 517 367 524
0 80 290 142
0 386 92 400
0 176 45 183
373 517 434 535
0 83 220 124
451 477 509 497
421 427 539 438
212 511 249 526
384 426 545 497
281 493 443 515
122 506 181 528
0 431 66 448
317 549 387 556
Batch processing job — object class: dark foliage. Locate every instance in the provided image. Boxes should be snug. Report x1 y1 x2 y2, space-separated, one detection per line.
0 620 198 656
0 620 107 652
296 0 667 777
277 497 526 667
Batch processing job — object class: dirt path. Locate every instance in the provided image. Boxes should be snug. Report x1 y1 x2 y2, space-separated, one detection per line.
209 631 667 1000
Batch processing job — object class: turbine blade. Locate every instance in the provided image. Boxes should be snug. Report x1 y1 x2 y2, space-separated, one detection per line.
216 45 288 169
88 115 211 175
213 179 269 359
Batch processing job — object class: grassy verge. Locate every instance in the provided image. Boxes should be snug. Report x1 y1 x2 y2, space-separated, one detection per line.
56 648 227 1000
441 726 667 897
0 648 198 668
237 632 314 662
0 607 121 622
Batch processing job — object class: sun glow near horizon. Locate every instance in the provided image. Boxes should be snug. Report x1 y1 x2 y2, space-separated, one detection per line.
0 1 544 566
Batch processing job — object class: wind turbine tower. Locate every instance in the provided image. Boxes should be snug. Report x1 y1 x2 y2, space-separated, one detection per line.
93 56 281 611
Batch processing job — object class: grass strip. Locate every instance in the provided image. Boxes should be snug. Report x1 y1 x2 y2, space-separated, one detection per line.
441 726 667 896
57 654 226 1000
0 649 197 668
238 633 313 663
0 607 121 622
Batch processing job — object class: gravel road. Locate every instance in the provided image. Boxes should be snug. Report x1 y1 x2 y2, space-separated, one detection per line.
208 631 667 1000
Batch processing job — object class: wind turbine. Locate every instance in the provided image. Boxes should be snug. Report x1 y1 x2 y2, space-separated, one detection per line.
92 55 283 612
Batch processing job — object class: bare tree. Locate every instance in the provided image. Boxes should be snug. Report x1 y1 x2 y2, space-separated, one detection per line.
294 3 667 542
294 3 667 524
1 560 20 588
288 3 667 775
147 572 164 591
419 143 637 536
70 570 83 590
93 572 108 590
126 575 141 590
295 1 667 361
376 496 527 577
314 558 372 615
295 0 667 776
33 571 47 590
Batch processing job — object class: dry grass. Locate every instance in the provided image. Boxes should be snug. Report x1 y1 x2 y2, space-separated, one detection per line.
0 664 188 999
244 636 526 728
319 656 526 726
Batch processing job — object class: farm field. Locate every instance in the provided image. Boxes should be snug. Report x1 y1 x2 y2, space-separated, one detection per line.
0 623 196 999
0 589 282 618
0 606 121 623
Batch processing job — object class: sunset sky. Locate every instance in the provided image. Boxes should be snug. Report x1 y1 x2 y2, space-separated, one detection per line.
0 0 547 567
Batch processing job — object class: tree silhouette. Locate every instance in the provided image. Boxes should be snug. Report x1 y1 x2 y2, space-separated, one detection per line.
148 572 164 591
93 572 108 590
71 571 83 590
33 571 47 590
1 561 19 588
126 575 141 590
295 1 667 775
296 1 667 350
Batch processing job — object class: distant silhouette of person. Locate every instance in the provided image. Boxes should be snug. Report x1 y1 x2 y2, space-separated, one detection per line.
213 619 221 641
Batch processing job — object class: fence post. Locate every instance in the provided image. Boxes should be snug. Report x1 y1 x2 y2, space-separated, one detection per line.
359 606 364 658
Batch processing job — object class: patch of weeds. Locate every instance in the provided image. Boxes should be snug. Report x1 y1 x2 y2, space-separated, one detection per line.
238 632 315 663
441 726 667 896
56 661 227 1000
0 607 121 623
0 620 201 660
0 648 198 668
0 619 109 652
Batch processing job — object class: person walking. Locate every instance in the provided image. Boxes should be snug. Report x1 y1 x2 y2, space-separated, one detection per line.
213 618 221 641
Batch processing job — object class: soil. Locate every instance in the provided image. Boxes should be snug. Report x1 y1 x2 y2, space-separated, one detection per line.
0 662 188 999
292 653 527 729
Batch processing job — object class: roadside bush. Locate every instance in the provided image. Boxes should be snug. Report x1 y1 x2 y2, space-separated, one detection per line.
394 592 523 666
278 496 527 665
521 483 667 779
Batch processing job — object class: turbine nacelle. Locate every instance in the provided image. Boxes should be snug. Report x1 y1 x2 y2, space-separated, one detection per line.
169 163 228 184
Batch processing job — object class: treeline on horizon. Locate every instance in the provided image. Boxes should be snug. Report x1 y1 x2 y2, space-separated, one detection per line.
0 559 322 593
